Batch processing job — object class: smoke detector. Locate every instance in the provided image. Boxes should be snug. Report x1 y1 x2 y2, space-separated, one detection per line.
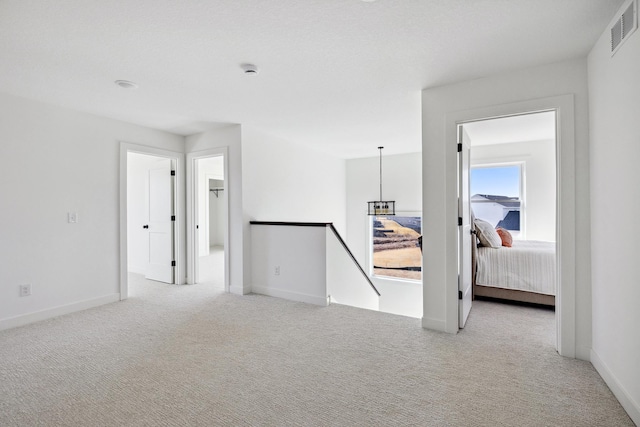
114 80 138 89
240 63 259 75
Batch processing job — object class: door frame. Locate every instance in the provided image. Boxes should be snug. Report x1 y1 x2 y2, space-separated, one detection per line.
119 142 185 299
202 172 224 255
447 94 576 357
186 147 230 290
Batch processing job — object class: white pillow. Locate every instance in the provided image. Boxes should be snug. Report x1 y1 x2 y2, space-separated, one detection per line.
474 219 502 248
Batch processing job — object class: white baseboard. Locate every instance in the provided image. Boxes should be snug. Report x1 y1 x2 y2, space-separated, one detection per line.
575 345 591 362
128 265 146 275
0 293 121 331
252 285 329 307
591 349 640 425
229 284 248 295
421 316 448 332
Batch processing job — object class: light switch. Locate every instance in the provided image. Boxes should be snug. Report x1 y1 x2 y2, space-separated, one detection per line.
68 212 78 223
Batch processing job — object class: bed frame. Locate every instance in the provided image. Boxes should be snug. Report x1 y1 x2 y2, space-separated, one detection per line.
473 281 555 306
470 224 555 307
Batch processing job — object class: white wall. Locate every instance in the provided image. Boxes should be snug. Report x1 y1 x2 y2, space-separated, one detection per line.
241 127 347 234
127 153 172 274
251 224 328 306
588 2 640 422
470 139 556 241
422 59 591 358
0 92 184 329
251 224 384 311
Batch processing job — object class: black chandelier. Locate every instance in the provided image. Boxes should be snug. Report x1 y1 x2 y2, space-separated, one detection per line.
367 146 395 216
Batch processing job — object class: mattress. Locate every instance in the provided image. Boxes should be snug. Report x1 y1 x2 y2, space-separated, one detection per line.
475 240 556 295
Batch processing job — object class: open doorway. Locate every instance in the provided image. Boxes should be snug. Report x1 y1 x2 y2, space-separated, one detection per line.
458 111 557 337
119 143 185 300
441 94 576 356
127 152 176 284
187 149 229 291
196 157 226 287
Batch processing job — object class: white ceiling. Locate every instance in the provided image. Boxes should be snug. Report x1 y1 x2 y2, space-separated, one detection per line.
0 0 623 158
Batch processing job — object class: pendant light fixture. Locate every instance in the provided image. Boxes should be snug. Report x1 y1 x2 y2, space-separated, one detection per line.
367 146 395 216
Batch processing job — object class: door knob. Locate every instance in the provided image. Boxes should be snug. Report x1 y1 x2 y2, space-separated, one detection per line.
143 225 149 229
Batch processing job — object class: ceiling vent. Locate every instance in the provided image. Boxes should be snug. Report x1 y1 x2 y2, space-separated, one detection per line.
611 0 637 55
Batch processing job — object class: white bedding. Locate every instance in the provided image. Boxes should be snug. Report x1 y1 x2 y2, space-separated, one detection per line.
475 240 556 295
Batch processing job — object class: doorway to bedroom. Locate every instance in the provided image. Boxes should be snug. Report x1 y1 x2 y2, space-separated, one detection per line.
458 111 557 339
122 146 183 300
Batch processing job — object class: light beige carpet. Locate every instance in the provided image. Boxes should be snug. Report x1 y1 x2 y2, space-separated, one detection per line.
0 275 633 426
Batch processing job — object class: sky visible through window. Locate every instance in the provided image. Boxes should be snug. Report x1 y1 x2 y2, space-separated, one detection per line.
471 165 520 197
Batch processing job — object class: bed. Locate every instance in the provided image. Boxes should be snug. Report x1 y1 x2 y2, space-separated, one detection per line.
471 218 556 306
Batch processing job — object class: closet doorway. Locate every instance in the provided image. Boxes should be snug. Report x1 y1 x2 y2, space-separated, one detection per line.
187 149 229 290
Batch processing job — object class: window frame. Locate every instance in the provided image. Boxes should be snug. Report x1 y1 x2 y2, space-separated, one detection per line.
366 210 423 283
470 161 526 238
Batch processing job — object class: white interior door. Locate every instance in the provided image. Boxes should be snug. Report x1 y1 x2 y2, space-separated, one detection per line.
458 126 472 327
145 163 175 283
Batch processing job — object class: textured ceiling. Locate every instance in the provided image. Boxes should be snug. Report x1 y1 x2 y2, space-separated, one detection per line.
0 0 623 158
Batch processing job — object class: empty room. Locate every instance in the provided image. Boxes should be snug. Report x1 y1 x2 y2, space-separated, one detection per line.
1 1 638 425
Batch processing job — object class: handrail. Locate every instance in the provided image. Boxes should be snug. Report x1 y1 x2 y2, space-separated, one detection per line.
326 224 380 296
250 221 331 227
250 221 381 296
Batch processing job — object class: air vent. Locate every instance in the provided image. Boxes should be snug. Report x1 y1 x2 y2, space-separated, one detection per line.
611 0 637 55
622 1 635 38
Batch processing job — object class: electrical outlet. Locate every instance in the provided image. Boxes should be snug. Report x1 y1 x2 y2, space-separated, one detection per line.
274 266 280 276
68 212 78 223
19 284 31 297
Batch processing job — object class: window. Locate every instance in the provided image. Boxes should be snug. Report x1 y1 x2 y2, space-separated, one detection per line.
371 215 422 281
470 164 522 235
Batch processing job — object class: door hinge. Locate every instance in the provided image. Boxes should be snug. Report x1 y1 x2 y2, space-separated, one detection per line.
458 217 462 226
171 170 176 176
171 261 176 267
457 143 462 152
458 290 463 300
171 215 176 221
